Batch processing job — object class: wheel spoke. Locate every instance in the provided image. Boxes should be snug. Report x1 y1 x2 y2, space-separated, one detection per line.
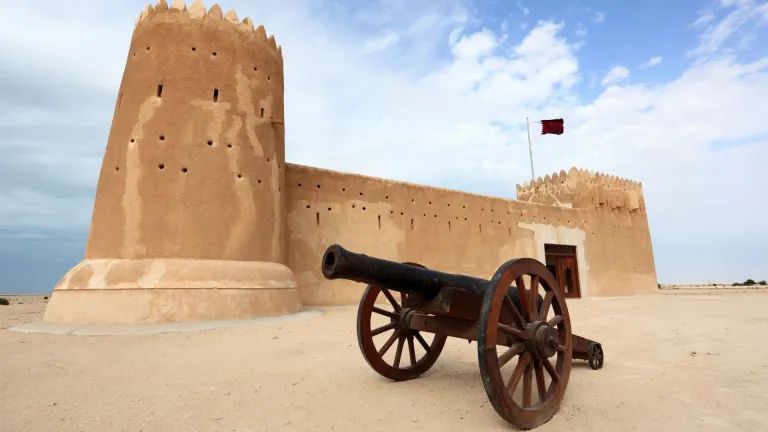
381 289 401 312
505 351 532 393
515 276 534 322
542 357 560 382
377 328 402 357
538 291 553 321
407 335 417 366
523 362 533 408
529 275 540 317
393 336 405 367
371 321 396 336
372 306 398 319
413 331 431 353
498 342 525 368
547 315 563 327
534 360 547 402
503 295 526 328
498 323 530 340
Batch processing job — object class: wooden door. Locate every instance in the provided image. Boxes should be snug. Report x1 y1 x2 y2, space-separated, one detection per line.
556 256 581 298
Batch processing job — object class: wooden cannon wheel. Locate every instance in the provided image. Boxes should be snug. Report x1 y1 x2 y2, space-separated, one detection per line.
356 262 448 382
478 258 573 430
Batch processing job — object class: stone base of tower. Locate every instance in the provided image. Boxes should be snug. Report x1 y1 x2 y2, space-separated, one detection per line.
42 258 302 325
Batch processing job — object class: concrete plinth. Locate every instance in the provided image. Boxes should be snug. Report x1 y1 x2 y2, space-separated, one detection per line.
43 258 302 325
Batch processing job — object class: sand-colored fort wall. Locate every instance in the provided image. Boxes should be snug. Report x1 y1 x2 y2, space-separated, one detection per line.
285 165 658 306
42 1 658 325
43 1 303 324
517 168 657 297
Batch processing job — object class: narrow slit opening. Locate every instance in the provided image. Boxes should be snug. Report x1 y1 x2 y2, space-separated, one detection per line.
378 215 381 230
260 108 264 118
448 221 451 231
213 89 219 102
316 212 320 226
410 218 414 230
157 84 163 98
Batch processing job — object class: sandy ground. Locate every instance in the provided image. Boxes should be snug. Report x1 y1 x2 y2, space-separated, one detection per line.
2 290 768 432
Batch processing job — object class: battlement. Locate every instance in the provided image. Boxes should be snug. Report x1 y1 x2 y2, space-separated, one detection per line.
516 167 642 196
134 0 282 63
516 167 645 212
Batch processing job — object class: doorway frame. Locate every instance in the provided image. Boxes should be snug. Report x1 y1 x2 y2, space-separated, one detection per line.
544 243 582 299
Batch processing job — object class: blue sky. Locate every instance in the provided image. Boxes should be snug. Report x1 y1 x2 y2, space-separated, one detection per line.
1 0 767 293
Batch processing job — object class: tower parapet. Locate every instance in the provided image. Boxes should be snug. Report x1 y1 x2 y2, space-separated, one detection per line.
515 167 645 212
43 0 302 324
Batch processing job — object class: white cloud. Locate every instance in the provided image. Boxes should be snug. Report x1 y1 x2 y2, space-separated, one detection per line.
451 28 497 58
1 0 767 284
574 22 587 37
601 65 631 86
690 0 768 57
593 12 606 23
691 11 716 28
363 32 400 53
517 1 530 16
640 56 663 68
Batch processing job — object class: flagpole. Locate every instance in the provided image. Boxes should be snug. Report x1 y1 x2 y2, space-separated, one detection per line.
526 116 535 181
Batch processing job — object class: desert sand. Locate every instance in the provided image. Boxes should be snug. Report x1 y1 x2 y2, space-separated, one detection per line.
2 289 768 432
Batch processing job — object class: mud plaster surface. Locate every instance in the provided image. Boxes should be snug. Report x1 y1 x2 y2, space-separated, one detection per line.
2 290 768 432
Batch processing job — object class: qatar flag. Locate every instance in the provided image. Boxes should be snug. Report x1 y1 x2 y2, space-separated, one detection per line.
540 118 564 135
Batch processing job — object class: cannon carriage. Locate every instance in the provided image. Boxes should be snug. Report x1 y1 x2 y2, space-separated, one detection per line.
321 244 604 430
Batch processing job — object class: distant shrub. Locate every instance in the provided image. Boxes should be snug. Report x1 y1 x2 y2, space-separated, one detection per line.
733 279 763 287
0 298 9 306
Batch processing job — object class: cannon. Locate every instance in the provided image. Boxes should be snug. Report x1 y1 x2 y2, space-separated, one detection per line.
321 244 604 430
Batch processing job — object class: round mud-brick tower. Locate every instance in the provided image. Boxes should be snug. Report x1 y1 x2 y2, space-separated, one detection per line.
43 0 303 324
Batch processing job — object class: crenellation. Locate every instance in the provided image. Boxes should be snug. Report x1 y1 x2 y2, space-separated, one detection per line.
255 25 268 42
133 1 283 61
224 9 238 24
189 0 206 17
139 4 153 23
155 0 169 12
517 166 643 196
241 16 254 31
207 4 223 19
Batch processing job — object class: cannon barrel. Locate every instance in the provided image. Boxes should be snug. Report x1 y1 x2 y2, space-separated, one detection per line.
321 244 545 314
321 244 490 298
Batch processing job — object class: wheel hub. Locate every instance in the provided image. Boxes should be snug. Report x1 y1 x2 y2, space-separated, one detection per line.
527 321 560 359
398 308 414 331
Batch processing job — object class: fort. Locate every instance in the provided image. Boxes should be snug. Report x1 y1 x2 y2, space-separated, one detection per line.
43 0 658 325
